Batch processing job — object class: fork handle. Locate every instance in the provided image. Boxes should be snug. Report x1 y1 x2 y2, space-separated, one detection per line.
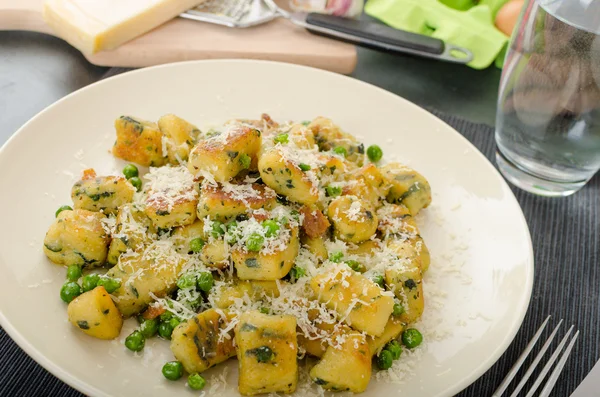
304 13 472 64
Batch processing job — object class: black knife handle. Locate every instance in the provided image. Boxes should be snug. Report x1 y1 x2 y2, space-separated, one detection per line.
305 13 445 56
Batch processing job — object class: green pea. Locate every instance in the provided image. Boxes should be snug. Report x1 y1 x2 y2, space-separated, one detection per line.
177 274 197 289
158 321 175 340
259 307 270 314
81 274 100 292
246 233 265 252
298 163 311 171
273 133 289 144
139 318 159 338
226 222 240 244
162 361 184 381
123 164 139 179
345 260 362 272
97 277 121 294
329 251 344 263
196 272 214 292
129 176 142 192
301 120 311 126
325 186 342 197
262 220 280 237
239 153 251 169
55 205 73 218
226 231 240 245
187 373 206 390
372 275 385 288
60 281 81 303
402 328 423 349
289 266 306 280
211 221 226 239
66 265 82 282
189 238 205 253
385 340 402 360
125 330 145 352
159 310 173 322
392 303 404 317
333 146 347 157
367 145 383 162
376 349 393 370
169 317 181 330
250 346 274 363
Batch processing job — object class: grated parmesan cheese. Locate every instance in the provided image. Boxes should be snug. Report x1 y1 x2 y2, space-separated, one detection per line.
144 165 198 212
346 199 364 222
61 114 468 395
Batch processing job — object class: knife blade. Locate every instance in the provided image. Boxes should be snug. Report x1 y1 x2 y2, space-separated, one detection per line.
570 359 600 397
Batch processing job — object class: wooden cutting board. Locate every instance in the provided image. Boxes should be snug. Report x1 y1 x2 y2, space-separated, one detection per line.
0 0 357 74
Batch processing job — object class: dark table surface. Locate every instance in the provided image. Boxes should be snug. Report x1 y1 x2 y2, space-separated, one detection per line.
2 29 598 397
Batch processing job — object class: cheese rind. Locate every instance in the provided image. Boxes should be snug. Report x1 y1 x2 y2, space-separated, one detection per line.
43 0 204 54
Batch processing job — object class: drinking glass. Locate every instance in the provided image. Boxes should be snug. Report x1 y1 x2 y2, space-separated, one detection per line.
495 0 600 196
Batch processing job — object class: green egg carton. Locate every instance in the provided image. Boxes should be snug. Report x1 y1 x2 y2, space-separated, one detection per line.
364 0 511 69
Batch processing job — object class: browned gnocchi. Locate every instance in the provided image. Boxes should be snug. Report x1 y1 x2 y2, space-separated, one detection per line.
43 113 432 395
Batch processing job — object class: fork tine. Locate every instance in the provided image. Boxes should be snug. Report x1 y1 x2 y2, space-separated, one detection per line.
491 316 552 397
537 330 579 397
507 319 564 397
524 325 575 397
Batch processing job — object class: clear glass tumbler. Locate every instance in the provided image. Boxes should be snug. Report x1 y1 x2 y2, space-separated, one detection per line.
495 0 600 196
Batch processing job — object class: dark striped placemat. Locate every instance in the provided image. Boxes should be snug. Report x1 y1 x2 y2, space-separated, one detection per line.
1 88 598 397
440 114 599 397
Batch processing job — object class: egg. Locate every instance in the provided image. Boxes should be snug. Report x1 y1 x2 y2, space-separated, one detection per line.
495 0 525 36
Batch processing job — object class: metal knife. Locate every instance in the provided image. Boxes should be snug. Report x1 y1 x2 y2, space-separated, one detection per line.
570 359 600 397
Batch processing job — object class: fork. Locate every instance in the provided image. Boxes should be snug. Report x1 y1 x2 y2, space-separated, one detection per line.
492 316 579 397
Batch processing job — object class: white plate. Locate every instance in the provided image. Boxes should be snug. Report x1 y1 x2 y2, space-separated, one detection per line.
0 60 533 397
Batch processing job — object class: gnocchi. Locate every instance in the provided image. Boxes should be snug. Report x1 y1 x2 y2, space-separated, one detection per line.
67 286 123 340
43 114 433 395
43 209 109 267
112 116 167 167
71 169 135 214
187 123 261 182
157 114 200 164
235 311 298 395
170 309 237 373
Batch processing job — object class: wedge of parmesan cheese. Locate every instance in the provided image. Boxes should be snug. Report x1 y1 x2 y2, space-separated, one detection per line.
43 0 205 54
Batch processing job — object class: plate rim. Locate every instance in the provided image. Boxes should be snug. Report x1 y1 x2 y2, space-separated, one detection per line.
0 59 534 397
